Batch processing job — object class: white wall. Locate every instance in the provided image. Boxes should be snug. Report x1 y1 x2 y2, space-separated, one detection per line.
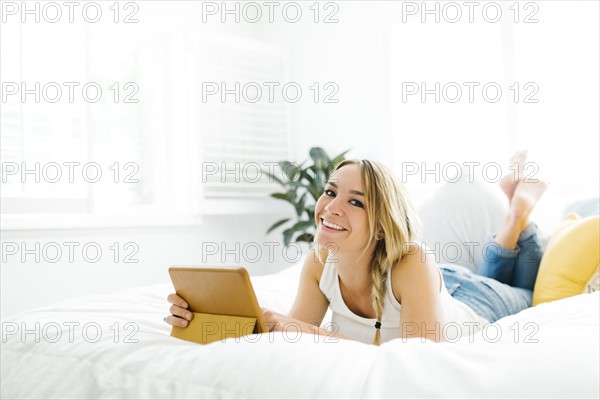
252 3 394 163
1 214 303 317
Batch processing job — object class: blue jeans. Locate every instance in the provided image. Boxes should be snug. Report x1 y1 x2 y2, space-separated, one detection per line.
441 223 544 323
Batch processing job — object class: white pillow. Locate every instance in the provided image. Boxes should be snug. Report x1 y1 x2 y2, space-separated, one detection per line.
416 175 508 273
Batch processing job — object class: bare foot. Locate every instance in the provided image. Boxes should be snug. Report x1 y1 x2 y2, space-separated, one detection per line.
494 178 548 249
509 179 549 231
499 150 528 201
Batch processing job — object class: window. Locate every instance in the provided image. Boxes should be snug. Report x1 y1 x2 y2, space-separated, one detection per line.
1 22 172 216
1 17 291 225
1 22 89 212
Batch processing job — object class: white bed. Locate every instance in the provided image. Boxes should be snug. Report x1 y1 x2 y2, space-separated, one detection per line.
1 261 599 399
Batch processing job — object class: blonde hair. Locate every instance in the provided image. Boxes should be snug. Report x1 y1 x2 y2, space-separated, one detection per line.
330 159 420 345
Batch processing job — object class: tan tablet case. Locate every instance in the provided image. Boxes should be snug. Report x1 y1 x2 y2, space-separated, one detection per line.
168 266 267 345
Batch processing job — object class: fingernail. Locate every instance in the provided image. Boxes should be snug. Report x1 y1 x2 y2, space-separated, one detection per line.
181 302 188 308
182 320 188 327
186 313 192 319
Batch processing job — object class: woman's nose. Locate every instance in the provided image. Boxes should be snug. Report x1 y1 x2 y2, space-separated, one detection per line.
324 197 343 216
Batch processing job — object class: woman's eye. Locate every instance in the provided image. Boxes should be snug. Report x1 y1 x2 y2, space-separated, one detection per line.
325 189 335 197
350 200 364 208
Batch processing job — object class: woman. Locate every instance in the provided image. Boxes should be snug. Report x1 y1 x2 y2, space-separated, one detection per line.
166 152 548 345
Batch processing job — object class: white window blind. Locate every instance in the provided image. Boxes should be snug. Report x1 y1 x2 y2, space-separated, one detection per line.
186 36 291 200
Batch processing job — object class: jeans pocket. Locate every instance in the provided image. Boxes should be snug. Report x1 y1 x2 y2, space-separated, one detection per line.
476 279 510 320
480 278 531 316
442 267 465 295
446 282 462 296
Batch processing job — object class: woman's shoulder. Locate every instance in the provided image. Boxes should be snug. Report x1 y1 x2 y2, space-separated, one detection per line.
394 241 433 268
391 241 442 297
302 246 328 284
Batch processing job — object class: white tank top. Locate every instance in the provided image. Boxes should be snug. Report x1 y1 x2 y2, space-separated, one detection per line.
318 255 489 344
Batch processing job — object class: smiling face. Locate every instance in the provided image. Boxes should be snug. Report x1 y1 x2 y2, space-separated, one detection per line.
314 163 374 254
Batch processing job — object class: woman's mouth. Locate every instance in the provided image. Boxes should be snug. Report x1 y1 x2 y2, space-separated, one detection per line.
320 218 347 232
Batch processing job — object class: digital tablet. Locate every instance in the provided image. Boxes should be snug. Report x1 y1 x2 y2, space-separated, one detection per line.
168 266 268 339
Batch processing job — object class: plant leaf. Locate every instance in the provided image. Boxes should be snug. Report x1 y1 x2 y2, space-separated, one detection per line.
295 192 307 217
287 179 306 188
262 169 284 186
295 233 314 243
315 169 327 188
291 220 315 231
307 183 322 202
331 149 350 166
270 192 295 205
278 161 298 182
306 205 315 222
283 220 314 245
278 161 293 181
301 168 315 183
266 218 290 234
282 228 295 246
309 147 330 165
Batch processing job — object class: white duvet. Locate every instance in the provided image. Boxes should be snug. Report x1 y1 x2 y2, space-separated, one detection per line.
1 262 599 399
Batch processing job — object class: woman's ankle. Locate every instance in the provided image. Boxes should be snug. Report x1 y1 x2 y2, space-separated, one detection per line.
494 221 521 249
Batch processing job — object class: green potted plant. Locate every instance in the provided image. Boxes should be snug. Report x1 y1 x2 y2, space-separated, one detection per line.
264 147 349 245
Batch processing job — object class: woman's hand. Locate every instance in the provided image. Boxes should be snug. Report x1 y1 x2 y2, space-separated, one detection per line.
166 293 193 328
261 308 296 332
261 307 352 342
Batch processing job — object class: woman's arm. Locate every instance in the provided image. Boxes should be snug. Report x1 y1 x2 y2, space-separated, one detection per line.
262 247 354 341
262 309 352 341
286 246 330 326
393 243 446 342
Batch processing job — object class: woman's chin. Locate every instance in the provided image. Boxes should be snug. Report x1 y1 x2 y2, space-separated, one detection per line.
314 232 341 249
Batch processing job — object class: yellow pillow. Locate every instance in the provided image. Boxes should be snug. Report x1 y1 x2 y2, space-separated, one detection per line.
532 213 600 306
